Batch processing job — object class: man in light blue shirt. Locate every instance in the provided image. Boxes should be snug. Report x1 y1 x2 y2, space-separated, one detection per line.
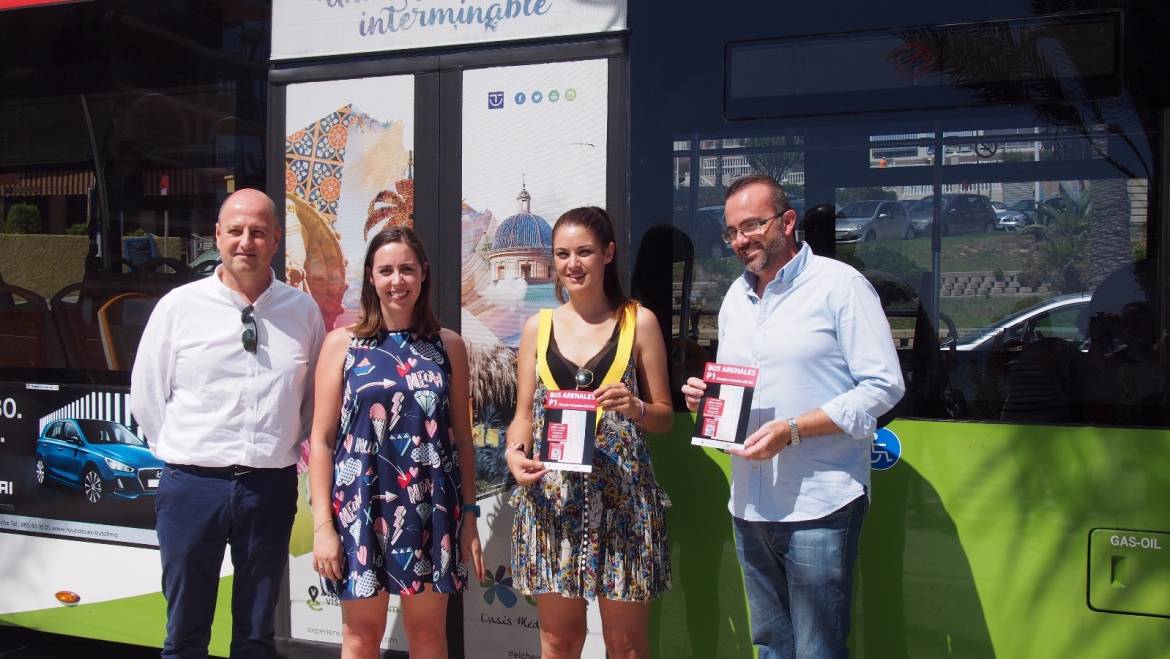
682 174 904 659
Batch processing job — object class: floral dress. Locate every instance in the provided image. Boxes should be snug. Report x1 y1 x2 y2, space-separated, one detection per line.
509 307 672 601
332 330 466 598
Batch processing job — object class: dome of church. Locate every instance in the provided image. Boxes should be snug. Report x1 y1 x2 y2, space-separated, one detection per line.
492 211 552 250
490 183 552 251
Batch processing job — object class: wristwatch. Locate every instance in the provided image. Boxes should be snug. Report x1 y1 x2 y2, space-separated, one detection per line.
786 417 801 446
462 503 482 517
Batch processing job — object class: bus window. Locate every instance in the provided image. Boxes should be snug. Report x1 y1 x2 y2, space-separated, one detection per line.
0 3 269 383
660 119 1164 428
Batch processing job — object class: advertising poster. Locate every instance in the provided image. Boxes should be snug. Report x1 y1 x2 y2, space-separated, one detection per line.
461 59 608 657
272 0 627 61
0 380 229 651
0 382 159 547
284 74 415 652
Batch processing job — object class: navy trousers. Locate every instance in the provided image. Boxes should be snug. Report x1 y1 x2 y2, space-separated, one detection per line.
155 464 297 659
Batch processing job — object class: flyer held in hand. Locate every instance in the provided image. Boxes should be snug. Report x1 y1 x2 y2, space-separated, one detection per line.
540 390 598 473
692 362 759 449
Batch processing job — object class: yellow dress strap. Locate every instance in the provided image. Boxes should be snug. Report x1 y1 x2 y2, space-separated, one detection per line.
599 303 637 387
536 309 558 390
536 304 638 391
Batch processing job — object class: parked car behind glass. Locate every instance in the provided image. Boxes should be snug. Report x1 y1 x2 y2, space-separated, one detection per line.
996 198 1069 231
35 418 163 503
908 193 997 236
835 199 912 242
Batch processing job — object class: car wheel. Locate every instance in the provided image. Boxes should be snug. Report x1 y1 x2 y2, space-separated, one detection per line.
82 466 103 503
35 458 45 485
864 230 877 242
903 226 914 240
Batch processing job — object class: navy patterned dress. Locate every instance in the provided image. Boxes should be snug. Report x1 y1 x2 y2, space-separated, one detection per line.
332 330 466 598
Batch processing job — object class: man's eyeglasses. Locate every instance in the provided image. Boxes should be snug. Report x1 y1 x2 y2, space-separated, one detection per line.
574 367 594 390
241 305 257 354
721 213 781 246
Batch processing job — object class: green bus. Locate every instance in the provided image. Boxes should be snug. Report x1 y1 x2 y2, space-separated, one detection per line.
0 1 1166 657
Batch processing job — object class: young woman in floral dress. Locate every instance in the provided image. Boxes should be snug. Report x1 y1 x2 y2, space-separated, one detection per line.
506 207 674 659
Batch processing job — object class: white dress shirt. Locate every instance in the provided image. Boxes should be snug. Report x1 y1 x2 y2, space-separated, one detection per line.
718 243 905 522
130 268 325 468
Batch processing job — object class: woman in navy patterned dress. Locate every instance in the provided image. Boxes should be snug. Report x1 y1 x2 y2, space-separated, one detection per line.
309 228 485 658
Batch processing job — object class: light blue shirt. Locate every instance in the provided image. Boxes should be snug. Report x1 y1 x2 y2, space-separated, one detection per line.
717 243 905 522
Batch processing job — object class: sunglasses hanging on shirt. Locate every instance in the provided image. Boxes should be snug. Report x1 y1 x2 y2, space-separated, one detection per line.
241 305 257 354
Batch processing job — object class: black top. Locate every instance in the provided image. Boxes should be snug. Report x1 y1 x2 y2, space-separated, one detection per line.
547 321 621 391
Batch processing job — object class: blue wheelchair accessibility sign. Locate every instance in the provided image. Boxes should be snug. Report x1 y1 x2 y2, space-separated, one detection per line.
871 428 901 470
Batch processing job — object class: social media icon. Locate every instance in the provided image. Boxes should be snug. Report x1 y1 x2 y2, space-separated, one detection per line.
514 92 526 105
565 88 577 101
549 90 560 102
487 91 504 109
531 90 543 103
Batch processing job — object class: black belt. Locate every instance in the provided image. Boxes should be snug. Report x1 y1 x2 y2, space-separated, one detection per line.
170 463 288 477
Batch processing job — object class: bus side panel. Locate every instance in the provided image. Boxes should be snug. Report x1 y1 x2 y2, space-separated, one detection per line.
863 419 1169 658
0 534 234 654
646 423 753 658
646 415 1170 658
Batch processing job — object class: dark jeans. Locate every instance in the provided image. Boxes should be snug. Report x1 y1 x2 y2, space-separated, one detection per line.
156 464 297 659
732 493 868 659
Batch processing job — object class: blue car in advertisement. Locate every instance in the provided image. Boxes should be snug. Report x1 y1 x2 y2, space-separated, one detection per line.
34 418 163 503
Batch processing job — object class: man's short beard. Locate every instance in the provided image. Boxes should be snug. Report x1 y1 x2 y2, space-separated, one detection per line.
740 233 785 275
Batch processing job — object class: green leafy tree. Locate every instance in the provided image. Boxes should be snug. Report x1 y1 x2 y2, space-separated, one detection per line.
3 203 42 234
742 137 804 189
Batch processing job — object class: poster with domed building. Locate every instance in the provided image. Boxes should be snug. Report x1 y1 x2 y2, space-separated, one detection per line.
460 59 609 658
460 58 608 455
460 59 608 351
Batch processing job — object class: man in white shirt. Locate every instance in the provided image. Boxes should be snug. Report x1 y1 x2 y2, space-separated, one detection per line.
681 175 904 659
132 189 325 658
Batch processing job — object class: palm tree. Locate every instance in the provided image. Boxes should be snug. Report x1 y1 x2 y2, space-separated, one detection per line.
1085 177 1131 287
364 178 414 239
892 7 1153 290
1018 187 1091 293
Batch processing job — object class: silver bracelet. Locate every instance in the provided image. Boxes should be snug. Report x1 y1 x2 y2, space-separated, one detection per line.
632 398 647 423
